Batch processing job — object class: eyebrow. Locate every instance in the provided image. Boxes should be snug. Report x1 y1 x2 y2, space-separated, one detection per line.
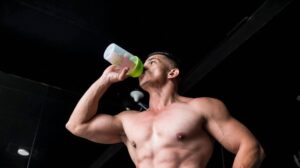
146 57 158 63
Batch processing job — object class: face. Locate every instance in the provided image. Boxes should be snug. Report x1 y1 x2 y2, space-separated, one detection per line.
139 54 173 89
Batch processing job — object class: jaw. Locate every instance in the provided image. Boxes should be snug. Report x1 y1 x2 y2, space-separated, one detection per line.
139 75 154 92
138 74 145 87
138 71 166 91
139 71 150 87
139 77 149 91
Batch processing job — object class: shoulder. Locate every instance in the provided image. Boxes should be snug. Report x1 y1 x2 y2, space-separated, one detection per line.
189 97 230 118
189 97 225 108
115 110 140 121
177 96 225 110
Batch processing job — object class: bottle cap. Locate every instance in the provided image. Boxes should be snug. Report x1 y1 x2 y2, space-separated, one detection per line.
128 56 143 77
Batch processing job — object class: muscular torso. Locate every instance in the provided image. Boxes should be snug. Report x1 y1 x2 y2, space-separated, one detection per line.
120 101 214 168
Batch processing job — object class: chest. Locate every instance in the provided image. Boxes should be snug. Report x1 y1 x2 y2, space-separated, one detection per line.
123 108 205 144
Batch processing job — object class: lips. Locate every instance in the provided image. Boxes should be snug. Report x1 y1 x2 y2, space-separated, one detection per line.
141 68 148 75
140 71 146 78
139 70 148 79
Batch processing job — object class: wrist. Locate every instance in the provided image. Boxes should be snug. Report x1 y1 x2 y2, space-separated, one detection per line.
97 76 113 88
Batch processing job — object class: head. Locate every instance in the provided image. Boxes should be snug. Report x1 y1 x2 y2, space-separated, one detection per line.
139 51 181 91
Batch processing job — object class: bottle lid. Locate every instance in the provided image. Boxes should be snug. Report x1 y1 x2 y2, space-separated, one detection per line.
128 56 144 78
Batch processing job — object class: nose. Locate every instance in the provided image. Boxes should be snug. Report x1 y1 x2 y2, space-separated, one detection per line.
143 64 149 71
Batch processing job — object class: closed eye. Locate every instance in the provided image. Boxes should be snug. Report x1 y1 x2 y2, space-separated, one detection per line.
145 57 158 66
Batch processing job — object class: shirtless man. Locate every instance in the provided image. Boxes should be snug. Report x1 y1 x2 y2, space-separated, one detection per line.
66 52 265 168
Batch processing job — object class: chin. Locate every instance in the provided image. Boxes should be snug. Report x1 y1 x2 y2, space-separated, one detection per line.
138 77 144 85
139 80 146 89
139 79 151 91
139 74 148 84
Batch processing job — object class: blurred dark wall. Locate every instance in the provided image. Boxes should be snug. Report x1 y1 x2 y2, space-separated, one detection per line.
0 71 107 168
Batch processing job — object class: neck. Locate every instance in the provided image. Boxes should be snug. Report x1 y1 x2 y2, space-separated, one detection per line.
147 84 179 112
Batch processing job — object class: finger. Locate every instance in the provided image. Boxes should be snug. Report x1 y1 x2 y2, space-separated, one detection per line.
109 65 120 71
104 65 115 73
118 67 129 80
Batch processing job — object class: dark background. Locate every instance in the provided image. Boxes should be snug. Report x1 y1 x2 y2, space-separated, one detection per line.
0 0 299 167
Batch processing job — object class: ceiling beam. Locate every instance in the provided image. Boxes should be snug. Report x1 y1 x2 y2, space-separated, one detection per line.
180 0 293 94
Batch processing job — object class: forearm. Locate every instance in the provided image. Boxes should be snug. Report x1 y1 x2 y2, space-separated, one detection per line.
232 143 265 168
66 77 111 130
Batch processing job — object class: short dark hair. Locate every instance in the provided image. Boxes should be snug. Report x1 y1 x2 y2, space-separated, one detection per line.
147 51 183 84
147 51 181 70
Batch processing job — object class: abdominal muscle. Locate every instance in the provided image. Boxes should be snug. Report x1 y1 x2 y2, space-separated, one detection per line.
130 138 214 168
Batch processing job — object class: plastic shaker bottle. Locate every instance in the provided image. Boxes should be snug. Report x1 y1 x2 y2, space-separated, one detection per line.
103 43 143 78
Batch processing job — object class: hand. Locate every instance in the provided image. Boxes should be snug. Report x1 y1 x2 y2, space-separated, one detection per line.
100 65 129 84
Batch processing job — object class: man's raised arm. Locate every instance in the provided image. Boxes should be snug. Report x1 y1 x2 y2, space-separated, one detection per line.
66 65 129 144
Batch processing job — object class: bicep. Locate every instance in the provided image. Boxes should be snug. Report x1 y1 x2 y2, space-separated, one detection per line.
204 98 257 153
77 113 124 144
207 116 256 153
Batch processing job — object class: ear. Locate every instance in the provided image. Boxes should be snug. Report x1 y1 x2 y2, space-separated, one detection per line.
167 68 180 79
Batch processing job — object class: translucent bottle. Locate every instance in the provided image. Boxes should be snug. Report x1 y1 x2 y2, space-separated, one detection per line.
103 43 143 78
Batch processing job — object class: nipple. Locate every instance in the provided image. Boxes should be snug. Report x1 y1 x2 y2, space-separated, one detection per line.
131 141 137 148
176 133 186 141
